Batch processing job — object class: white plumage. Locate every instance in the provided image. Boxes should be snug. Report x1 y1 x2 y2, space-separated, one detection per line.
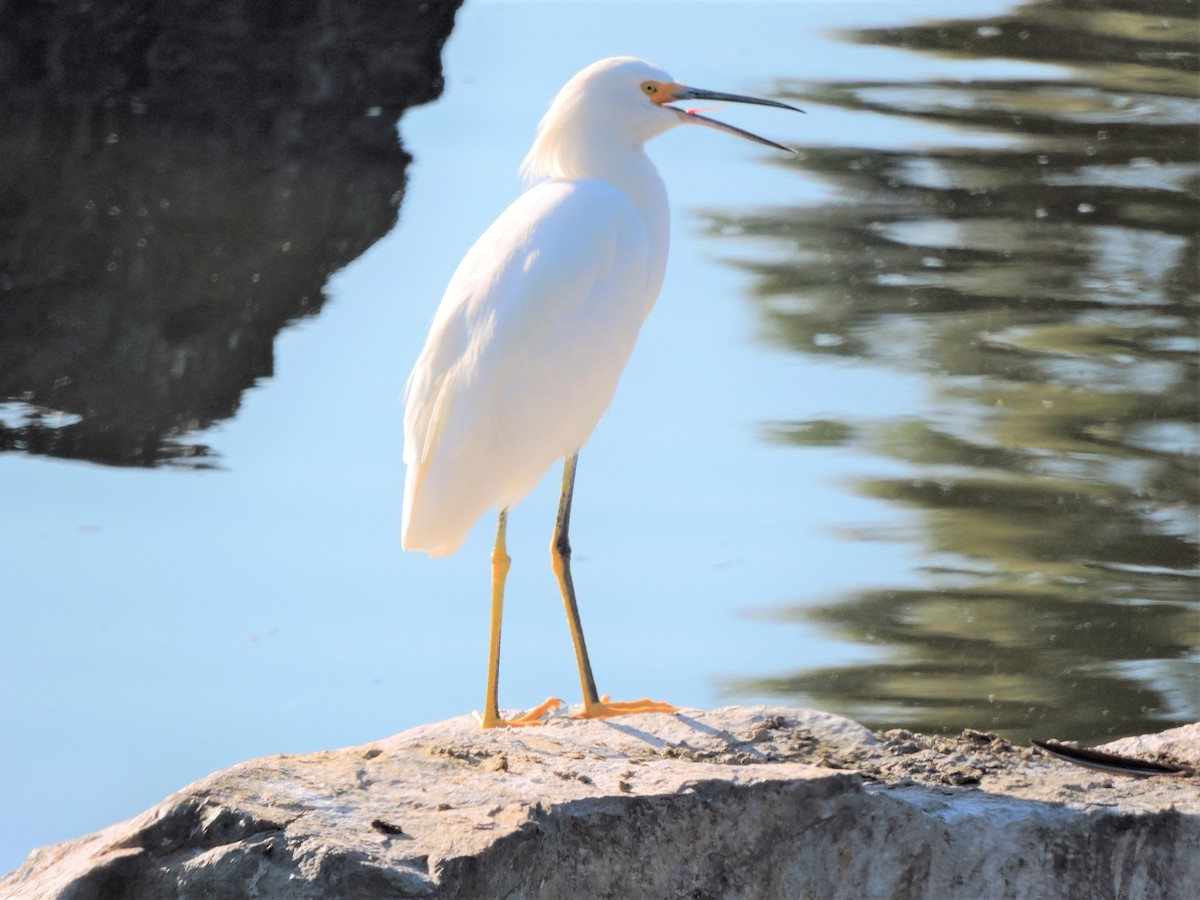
402 177 656 556
403 59 678 555
400 57 800 727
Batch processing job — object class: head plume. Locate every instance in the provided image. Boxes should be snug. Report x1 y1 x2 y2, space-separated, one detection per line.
519 57 675 186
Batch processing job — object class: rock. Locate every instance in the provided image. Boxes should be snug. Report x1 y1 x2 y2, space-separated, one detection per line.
2 707 1196 899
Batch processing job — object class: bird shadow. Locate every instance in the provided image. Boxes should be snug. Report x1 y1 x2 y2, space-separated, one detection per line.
597 718 671 747
598 712 770 761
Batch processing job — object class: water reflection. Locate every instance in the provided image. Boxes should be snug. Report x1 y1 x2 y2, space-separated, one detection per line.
723 0 1199 741
0 3 461 465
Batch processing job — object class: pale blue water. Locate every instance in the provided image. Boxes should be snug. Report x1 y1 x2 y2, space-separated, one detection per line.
5 0 1197 874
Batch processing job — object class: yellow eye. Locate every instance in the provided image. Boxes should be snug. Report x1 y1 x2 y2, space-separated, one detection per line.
641 81 658 95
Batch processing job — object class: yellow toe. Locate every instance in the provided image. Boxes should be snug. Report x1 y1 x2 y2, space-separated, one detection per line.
573 696 679 720
475 696 564 729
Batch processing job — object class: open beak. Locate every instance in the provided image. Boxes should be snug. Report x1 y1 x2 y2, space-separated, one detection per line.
662 84 803 153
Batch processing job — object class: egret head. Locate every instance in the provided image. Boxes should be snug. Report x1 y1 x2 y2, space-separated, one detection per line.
521 57 801 185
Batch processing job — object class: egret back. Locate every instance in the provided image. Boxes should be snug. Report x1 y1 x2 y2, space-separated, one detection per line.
402 179 657 556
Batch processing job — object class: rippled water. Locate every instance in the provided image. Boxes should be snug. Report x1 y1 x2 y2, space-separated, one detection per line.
719 0 1199 739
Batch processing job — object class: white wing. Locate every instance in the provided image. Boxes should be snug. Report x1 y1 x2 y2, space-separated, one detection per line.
402 179 656 556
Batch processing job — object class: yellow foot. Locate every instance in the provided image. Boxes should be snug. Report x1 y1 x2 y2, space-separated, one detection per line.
474 697 563 729
573 695 679 720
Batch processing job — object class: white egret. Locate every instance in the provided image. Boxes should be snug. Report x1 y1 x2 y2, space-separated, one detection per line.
402 57 801 728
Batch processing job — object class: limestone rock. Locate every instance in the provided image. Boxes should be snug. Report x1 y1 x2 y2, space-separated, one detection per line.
2 707 1196 899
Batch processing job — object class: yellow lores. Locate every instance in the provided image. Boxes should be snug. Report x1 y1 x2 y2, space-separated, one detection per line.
402 57 801 728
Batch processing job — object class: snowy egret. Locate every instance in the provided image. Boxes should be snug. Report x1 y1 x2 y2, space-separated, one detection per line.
403 57 801 728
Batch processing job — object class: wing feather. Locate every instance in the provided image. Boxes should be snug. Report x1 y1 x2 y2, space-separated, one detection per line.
402 179 655 556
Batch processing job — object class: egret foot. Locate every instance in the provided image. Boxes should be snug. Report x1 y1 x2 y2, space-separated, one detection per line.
573 695 678 720
475 696 563 729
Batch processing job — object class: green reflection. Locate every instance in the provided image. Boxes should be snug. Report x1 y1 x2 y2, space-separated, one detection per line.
723 0 1199 741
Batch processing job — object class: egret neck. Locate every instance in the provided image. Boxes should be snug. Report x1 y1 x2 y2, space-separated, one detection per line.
521 121 671 302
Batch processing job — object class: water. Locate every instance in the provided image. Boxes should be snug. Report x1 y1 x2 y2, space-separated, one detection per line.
723 0 1200 738
2 0 1197 875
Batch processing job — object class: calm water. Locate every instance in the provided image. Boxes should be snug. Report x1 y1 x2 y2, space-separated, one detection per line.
2 0 1197 873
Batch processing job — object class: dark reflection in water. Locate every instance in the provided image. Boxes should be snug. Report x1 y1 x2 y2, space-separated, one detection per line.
722 0 1199 741
0 1 460 465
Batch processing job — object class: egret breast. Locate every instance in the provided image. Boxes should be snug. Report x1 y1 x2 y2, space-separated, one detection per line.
402 179 657 556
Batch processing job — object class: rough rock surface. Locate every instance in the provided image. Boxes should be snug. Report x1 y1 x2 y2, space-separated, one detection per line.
2 707 1197 899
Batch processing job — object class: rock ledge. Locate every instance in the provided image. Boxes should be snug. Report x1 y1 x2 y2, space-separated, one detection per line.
3 707 1197 899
